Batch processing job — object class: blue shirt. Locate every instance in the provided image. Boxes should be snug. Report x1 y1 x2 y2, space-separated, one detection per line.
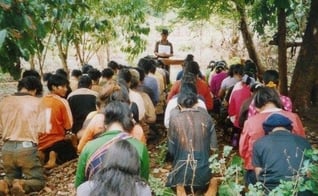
253 130 311 190
143 76 159 104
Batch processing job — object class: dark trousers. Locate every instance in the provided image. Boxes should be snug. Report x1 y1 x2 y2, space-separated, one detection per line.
43 140 77 164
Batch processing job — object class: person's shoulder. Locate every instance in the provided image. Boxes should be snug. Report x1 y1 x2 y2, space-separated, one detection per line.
253 135 270 148
45 94 68 105
197 106 209 113
127 138 148 154
68 88 98 98
84 131 118 149
244 113 268 129
128 136 146 146
197 78 208 85
290 133 311 146
170 107 180 116
279 111 300 122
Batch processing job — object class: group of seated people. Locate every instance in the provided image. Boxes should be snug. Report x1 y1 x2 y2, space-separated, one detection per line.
0 54 314 195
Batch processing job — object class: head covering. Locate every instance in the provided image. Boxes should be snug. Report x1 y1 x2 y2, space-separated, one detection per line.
215 61 226 70
162 29 168 35
262 113 293 134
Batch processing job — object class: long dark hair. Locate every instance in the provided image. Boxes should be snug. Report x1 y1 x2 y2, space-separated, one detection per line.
90 140 144 196
254 87 282 109
177 82 198 108
104 101 134 133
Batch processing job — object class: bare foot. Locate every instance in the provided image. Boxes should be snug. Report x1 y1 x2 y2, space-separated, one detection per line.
176 185 187 196
44 151 57 169
43 162 58 169
204 177 222 196
0 180 9 196
11 179 25 196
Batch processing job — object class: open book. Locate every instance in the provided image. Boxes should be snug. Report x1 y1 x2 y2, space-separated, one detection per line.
158 44 171 54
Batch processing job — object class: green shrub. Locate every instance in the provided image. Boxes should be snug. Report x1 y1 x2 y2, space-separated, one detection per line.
209 146 318 195
149 175 174 196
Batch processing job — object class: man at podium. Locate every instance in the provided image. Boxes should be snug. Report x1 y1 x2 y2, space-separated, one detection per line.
154 29 174 58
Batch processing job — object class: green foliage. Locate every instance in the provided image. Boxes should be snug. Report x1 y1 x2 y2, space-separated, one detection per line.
210 146 318 195
148 175 175 196
246 182 265 196
249 0 310 39
106 0 150 60
154 0 239 22
0 0 150 77
209 146 245 195
302 148 318 194
261 148 318 195
45 0 150 64
0 0 48 79
154 141 168 167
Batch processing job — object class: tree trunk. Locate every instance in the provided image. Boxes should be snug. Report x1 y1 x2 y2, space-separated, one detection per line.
277 8 288 95
289 0 318 112
235 2 264 80
75 42 84 66
29 54 35 70
56 40 69 73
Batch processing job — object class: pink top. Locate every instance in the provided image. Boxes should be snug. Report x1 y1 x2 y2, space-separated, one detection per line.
239 108 306 170
228 84 251 128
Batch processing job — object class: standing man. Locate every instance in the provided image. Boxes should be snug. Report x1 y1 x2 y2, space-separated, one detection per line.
0 76 47 195
154 29 173 58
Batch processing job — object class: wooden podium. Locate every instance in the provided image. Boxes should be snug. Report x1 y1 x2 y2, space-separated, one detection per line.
159 58 184 66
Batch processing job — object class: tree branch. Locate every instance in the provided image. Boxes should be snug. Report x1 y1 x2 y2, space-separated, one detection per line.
268 40 302 48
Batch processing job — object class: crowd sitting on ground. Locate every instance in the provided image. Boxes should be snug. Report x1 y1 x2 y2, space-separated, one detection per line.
0 54 315 195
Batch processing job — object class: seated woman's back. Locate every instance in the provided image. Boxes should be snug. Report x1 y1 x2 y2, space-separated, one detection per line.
77 140 151 196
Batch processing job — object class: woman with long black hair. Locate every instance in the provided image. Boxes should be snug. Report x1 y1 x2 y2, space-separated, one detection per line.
77 140 151 196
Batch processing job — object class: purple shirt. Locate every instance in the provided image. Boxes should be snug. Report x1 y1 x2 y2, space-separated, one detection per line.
209 71 228 97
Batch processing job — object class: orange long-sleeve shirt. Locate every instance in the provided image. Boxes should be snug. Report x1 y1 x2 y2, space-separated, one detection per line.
38 94 73 151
